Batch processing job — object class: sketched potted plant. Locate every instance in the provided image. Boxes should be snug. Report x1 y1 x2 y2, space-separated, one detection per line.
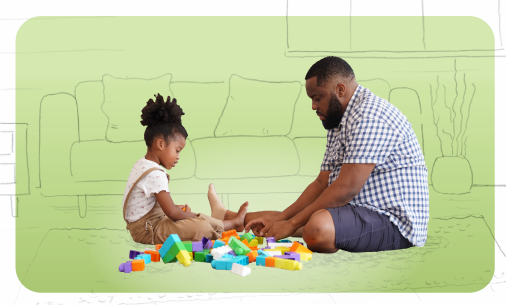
429 60 476 194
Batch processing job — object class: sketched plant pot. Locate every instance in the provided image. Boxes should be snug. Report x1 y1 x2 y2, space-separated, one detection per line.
431 156 473 194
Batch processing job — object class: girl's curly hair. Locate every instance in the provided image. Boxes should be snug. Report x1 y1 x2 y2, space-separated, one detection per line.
141 93 188 147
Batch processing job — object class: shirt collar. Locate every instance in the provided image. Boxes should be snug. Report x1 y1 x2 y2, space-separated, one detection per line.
337 84 363 130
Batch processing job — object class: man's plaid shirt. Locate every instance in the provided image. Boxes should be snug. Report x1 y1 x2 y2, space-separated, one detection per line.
321 84 429 247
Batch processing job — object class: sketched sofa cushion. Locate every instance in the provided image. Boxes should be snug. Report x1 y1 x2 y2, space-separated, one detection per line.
192 136 299 179
101 74 173 143
214 74 301 137
70 139 195 181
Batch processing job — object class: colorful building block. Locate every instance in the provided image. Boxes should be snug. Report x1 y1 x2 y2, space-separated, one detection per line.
240 233 253 243
194 249 211 262
262 249 282 256
118 261 133 273
211 258 234 270
144 250 161 262
211 245 233 260
192 241 203 252
266 237 276 244
155 244 163 251
285 251 312 261
241 239 250 247
129 250 144 259
176 250 192 267
135 254 152 265
202 237 213 249
131 259 145 271
268 242 294 249
279 239 292 243
188 251 194 261
232 255 249 266
229 236 251 255
275 258 303 271
265 257 276 267
222 229 239 239
247 250 258 263
227 250 237 256
255 236 264 244
182 241 193 252
256 256 266 266
231 263 251 276
205 253 214 263
159 234 181 258
222 253 235 259
213 240 225 248
257 250 271 257
289 241 313 254
249 239 259 247
275 254 299 262
162 241 187 263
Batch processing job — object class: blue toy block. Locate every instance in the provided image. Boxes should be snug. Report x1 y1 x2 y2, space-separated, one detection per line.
222 254 235 259
129 250 144 259
159 234 181 257
135 254 151 265
257 250 271 257
280 239 291 243
256 256 266 266
205 253 214 263
211 258 234 270
213 240 225 248
232 255 249 266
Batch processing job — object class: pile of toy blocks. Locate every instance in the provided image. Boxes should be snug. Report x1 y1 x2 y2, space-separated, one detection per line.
118 229 313 276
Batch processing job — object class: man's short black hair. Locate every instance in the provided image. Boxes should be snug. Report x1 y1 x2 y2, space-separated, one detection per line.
305 56 355 87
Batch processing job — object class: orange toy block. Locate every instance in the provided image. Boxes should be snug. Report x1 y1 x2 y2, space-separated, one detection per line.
265 257 276 267
249 246 258 251
247 250 258 263
222 229 239 239
242 239 250 247
290 241 313 254
132 259 145 271
144 250 161 262
155 244 163 251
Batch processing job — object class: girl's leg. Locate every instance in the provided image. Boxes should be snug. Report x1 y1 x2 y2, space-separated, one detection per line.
208 183 228 220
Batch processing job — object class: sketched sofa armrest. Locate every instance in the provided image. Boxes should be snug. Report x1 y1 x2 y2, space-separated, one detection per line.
39 93 80 194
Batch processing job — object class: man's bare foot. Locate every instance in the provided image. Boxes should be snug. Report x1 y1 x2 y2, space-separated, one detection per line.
208 183 227 220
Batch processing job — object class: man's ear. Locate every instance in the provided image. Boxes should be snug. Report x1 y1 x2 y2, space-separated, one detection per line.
334 82 346 98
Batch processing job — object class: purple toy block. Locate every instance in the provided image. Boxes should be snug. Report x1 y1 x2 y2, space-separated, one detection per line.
202 237 213 249
129 250 143 259
192 241 203 252
266 237 276 243
119 261 132 273
227 250 237 256
284 252 302 262
275 254 300 262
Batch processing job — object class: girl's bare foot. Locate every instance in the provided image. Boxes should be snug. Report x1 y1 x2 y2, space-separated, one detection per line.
208 183 227 220
222 201 249 232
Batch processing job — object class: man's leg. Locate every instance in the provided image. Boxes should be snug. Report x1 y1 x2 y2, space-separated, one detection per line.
301 209 338 253
307 205 414 253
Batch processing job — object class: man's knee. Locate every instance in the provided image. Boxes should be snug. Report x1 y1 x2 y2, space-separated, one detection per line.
302 209 337 253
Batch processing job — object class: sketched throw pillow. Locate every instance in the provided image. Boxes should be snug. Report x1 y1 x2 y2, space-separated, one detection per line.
214 74 302 137
101 74 173 142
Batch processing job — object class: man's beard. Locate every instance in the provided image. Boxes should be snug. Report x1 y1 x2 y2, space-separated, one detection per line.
321 94 343 130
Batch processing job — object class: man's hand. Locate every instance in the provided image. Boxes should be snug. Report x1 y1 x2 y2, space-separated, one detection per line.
245 216 277 237
266 220 298 241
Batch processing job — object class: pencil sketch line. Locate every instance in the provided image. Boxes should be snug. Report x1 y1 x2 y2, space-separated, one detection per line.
286 0 289 49
421 0 426 50
1 49 126 54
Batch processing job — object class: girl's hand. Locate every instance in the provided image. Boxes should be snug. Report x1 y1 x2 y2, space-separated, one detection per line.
176 204 192 213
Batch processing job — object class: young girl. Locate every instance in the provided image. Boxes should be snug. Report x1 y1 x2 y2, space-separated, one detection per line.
122 93 249 244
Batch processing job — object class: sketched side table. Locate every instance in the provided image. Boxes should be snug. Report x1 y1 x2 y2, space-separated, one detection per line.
0 123 30 216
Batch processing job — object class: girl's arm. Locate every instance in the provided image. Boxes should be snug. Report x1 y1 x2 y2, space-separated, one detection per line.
155 190 197 220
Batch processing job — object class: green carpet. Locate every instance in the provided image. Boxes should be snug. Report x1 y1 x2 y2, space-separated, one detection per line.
20 215 494 293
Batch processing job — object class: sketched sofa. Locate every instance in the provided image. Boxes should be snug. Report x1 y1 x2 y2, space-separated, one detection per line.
39 74 401 217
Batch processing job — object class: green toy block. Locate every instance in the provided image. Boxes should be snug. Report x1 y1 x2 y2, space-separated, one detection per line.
182 241 193 252
228 236 251 256
162 241 187 263
194 248 211 262
240 233 253 243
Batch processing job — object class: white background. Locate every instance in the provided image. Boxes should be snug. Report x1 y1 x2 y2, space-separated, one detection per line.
0 0 507 304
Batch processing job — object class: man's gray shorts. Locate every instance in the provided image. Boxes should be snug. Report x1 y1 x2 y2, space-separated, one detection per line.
326 204 414 252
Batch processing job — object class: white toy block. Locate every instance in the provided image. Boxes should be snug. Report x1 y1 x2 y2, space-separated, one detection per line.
211 245 233 260
267 242 294 248
231 263 251 276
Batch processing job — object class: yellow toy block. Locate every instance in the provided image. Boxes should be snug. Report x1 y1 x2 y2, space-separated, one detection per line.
176 250 191 267
275 258 303 271
295 251 312 261
188 251 194 261
249 239 259 247
275 247 290 254
255 237 264 244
